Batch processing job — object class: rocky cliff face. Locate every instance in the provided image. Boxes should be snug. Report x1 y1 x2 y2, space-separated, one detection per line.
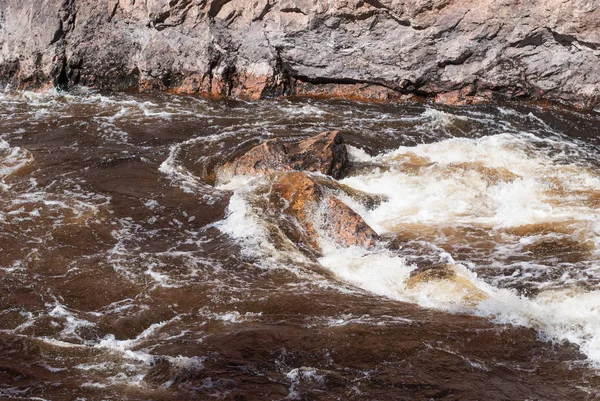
0 0 598 107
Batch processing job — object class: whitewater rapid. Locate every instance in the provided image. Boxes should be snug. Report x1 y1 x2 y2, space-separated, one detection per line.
2 89 600 399
217 127 600 366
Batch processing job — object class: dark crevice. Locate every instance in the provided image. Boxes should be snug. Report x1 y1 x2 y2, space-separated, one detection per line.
510 30 545 48
438 51 473 68
364 0 385 8
0 59 20 81
49 20 65 45
149 11 171 26
161 71 174 88
275 49 291 95
290 73 421 95
252 1 273 22
549 29 599 50
392 17 412 27
260 47 292 98
66 55 83 86
108 1 120 22
203 52 222 89
410 24 428 31
337 10 378 22
266 47 431 97
510 28 599 50
281 7 306 15
49 0 77 90
208 0 233 18
224 10 241 26
220 64 237 96
53 57 69 91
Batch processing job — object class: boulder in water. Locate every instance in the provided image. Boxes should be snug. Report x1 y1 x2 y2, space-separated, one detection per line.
270 172 323 254
271 172 379 253
232 131 348 179
324 197 378 249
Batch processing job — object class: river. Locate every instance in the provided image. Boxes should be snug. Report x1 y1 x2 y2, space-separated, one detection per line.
1 89 599 400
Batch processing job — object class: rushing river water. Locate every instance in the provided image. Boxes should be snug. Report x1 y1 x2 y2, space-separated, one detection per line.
1 89 600 400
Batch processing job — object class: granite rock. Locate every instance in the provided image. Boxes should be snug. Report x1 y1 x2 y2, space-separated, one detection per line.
232 131 348 179
0 0 598 108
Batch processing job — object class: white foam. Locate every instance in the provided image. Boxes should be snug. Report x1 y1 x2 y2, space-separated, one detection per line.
47 301 95 340
327 133 600 364
0 139 34 189
216 190 267 246
304 313 413 328
218 131 600 365
343 134 600 230
95 317 180 363
278 104 327 117
346 145 373 162
197 309 263 324
285 367 325 400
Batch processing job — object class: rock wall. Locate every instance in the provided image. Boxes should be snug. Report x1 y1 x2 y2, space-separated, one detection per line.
0 0 598 107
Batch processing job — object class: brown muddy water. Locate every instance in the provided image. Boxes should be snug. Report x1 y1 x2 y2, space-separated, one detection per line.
1 89 600 400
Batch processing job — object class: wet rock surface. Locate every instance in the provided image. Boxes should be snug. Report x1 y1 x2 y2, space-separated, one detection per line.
0 0 599 107
271 171 323 253
270 171 379 253
232 130 348 178
324 196 379 249
232 131 380 252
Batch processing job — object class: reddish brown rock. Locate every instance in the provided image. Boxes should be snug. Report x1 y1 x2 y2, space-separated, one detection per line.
312 175 388 210
291 82 413 103
271 172 323 254
232 131 348 179
324 197 379 249
434 90 464 106
434 89 495 106
271 172 379 252
272 172 321 226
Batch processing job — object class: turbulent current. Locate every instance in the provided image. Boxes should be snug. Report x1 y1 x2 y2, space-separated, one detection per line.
1 89 600 400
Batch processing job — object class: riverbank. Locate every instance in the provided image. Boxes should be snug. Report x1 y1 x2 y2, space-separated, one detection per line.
1 1 598 109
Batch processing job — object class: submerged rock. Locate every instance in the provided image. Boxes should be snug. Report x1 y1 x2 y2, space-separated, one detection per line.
406 263 488 305
228 131 378 254
271 172 379 253
406 264 457 287
522 236 593 264
232 131 348 179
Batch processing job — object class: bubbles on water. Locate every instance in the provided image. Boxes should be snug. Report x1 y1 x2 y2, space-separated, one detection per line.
204 106 600 366
0 139 34 189
3 87 600 398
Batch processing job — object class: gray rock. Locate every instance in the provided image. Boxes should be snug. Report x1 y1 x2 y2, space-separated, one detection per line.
0 0 598 107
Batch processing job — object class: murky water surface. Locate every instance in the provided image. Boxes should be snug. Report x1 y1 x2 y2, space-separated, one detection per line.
1 89 600 400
